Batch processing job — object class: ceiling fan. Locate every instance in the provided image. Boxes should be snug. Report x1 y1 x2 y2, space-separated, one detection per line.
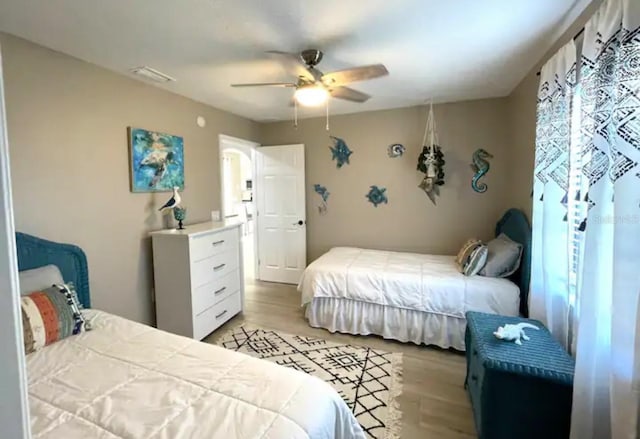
231 49 389 107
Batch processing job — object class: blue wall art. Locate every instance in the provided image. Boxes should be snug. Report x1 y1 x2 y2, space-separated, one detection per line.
366 185 388 207
387 143 405 158
329 136 352 168
313 184 330 215
470 148 493 193
129 127 184 192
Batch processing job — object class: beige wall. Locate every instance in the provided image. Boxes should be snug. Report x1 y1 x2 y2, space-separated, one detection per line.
506 0 604 219
1 33 260 324
261 100 513 262
506 73 538 219
2 0 604 324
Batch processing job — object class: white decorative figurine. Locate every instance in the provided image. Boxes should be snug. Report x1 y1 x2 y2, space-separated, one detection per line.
158 186 181 212
493 322 539 345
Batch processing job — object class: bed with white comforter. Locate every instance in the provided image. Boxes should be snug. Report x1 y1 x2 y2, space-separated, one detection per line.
27 309 364 439
299 247 520 350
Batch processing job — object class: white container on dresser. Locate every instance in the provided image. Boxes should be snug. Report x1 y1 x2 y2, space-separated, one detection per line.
150 221 244 340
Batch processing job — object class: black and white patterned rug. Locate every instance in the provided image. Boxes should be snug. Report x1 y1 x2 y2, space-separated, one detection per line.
216 325 402 439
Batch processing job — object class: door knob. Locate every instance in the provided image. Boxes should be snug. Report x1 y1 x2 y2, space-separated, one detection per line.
293 220 304 226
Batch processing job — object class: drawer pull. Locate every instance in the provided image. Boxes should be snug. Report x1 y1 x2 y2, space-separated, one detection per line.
473 349 478 356
214 286 227 295
471 374 478 382
212 240 225 246
215 310 228 319
213 263 226 271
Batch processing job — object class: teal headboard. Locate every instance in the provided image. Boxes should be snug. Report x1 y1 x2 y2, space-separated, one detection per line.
15 232 91 308
495 209 531 317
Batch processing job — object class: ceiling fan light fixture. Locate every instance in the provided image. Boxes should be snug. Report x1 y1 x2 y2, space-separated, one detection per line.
294 85 329 107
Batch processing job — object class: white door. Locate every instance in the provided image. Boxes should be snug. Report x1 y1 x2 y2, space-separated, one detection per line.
256 144 306 284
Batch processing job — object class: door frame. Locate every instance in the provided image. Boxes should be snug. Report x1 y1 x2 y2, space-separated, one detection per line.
218 134 260 280
0 42 31 439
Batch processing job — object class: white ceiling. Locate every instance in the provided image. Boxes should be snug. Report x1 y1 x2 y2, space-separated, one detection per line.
0 0 591 122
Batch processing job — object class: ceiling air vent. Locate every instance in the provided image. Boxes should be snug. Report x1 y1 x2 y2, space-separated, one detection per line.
129 66 176 83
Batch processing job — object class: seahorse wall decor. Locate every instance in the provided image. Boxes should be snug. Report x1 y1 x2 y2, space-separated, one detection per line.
471 148 493 193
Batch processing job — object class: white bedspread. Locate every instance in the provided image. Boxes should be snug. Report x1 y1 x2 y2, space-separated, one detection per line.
27 309 364 439
299 247 520 318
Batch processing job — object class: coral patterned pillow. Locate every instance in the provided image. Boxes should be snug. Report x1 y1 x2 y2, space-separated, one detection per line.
21 283 90 354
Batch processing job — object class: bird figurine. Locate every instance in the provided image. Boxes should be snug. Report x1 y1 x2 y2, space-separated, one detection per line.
158 186 181 212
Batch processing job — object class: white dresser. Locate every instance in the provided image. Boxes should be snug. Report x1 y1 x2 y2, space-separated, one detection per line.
151 221 244 340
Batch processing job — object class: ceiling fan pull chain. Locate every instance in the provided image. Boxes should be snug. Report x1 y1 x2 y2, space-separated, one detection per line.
326 98 330 131
294 99 298 129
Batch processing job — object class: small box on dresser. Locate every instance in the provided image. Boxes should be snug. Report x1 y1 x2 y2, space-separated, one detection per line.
465 311 575 439
151 221 244 340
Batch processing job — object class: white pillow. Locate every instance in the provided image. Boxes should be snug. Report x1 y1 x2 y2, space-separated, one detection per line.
19 265 64 295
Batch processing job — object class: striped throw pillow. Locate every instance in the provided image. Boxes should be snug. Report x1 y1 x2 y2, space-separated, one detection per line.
21 283 90 354
455 239 489 276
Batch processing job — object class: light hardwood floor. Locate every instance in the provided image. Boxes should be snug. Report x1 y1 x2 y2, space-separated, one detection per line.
206 279 477 439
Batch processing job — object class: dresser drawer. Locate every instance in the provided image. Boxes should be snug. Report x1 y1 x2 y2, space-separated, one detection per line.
192 269 240 315
190 229 238 262
193 291 241 340
191 248 239 288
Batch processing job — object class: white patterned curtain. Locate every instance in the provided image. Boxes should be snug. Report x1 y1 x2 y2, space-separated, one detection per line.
570 0 640 437
531 41 577 350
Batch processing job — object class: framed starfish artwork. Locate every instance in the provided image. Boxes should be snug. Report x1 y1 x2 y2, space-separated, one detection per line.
128 127 184 192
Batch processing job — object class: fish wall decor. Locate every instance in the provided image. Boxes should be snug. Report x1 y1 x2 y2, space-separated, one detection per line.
329 136 353 168
313 184 330 215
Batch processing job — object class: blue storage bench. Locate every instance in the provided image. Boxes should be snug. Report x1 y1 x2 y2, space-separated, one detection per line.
465 311 575 439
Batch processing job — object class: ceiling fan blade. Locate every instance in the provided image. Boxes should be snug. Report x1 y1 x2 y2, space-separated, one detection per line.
265 50 299 60
230 82 297 88
330 86 370 103
266 50 316 81
322 64 389 86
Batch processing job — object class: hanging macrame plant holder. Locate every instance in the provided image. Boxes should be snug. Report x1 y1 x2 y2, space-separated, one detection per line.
417 102 445 205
